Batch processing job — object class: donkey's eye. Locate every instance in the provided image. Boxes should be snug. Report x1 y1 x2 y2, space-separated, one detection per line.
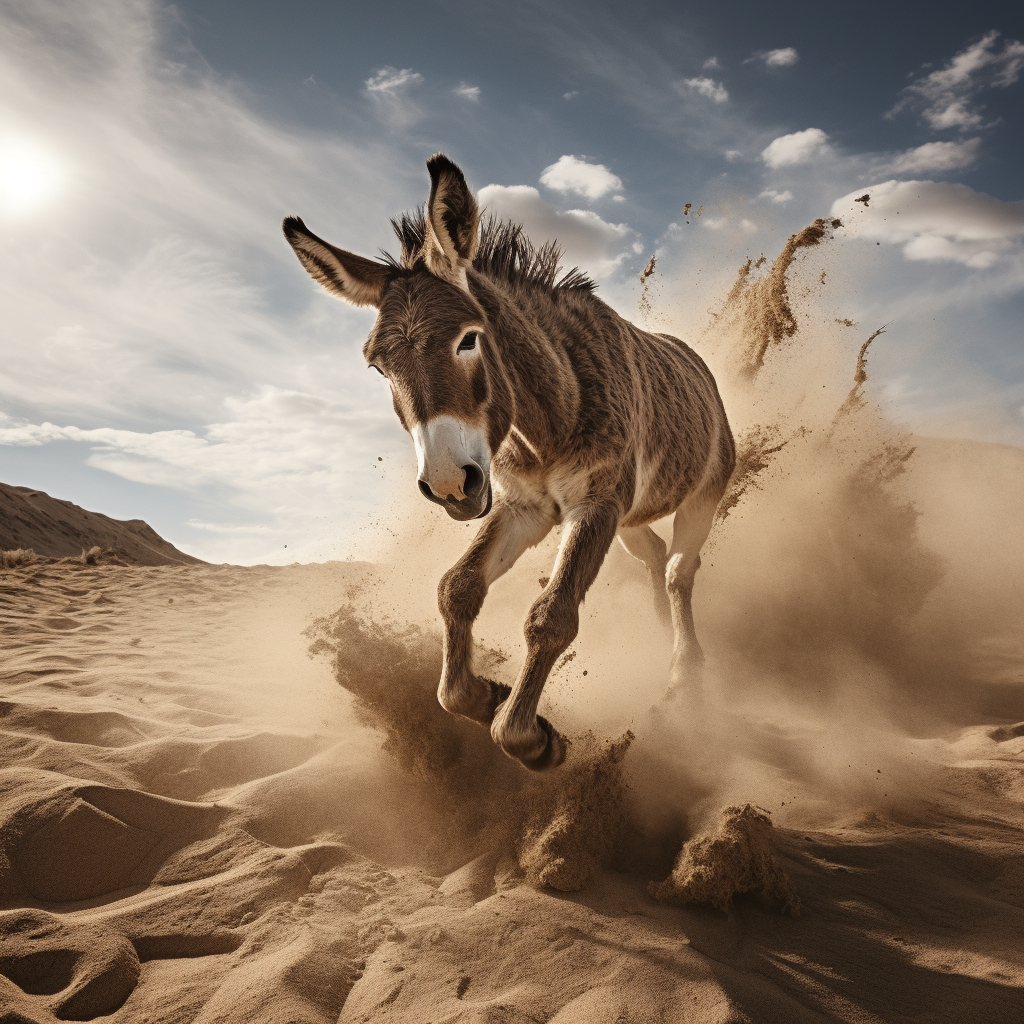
457 332 478 354
369 365 385 376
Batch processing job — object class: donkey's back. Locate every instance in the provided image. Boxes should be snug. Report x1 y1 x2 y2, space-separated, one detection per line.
493 282 734 531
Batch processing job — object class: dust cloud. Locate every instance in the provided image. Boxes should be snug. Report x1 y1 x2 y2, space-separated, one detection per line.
308 217 1024 907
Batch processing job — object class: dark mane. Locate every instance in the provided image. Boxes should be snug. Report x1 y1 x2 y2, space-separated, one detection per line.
386 209 595 293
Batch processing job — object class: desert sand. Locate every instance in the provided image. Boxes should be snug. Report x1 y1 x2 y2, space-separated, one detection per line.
3 226 1024 1022
1 526 1023 1023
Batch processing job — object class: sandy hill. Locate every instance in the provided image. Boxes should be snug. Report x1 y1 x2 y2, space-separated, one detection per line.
0 482 203 565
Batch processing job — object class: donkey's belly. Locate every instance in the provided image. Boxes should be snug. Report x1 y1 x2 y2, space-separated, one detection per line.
620 445 685 527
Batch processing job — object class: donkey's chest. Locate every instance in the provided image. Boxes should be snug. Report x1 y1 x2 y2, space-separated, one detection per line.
493 459 595 521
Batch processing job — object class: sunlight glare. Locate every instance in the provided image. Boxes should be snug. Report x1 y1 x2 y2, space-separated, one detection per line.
1 138 64 215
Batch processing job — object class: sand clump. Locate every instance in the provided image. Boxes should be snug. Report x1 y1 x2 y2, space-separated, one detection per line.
649 804 800 914
516 730 634 891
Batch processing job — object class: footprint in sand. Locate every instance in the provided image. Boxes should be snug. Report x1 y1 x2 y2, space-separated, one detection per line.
0 909 140 1020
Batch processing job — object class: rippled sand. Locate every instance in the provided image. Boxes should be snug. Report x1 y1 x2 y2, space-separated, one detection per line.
2 554 1022 1023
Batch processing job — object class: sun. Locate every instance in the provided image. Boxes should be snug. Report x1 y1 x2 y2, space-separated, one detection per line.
0 137 64 215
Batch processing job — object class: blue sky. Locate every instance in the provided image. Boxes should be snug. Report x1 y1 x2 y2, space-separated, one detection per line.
1 0 1022 562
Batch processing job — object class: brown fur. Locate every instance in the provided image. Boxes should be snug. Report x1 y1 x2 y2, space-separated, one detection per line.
284 153 735 770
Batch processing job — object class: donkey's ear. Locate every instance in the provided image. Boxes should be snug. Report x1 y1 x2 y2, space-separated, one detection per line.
423 153 479 290
283 217 392 308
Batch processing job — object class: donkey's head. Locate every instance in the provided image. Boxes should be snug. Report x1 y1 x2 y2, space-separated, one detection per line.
284 154 510 521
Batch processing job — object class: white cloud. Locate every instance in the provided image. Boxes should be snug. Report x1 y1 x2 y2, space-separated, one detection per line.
761 127 831 167
364 66 423 93
702 57 720 70
477 184 633 275
539 154 622 200
759 189 793 204
831 179 1024 269
724 149 742 162
889 137 982 173
891 31 1024 130
0 385 396 510
454 82 480 100
763 47 799 67
563 90 578 100
746 47 799 67
696 215 757 236
681 77 729 103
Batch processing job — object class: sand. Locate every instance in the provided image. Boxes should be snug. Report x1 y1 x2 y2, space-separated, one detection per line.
1 547 1022 1023
3 221 1024 1021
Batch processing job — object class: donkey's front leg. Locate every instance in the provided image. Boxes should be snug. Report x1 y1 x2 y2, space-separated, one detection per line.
437 502 554 725
491 500 620 771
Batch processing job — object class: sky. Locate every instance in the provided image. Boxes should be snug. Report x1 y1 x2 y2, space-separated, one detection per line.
0 0 1022 563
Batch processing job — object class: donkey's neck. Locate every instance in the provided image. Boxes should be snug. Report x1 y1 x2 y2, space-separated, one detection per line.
470 273 581 456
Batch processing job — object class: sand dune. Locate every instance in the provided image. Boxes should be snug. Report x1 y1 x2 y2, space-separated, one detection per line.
0 483 203 565
1 547 1022 1023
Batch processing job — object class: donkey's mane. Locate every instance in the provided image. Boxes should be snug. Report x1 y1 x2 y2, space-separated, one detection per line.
386 209 595 294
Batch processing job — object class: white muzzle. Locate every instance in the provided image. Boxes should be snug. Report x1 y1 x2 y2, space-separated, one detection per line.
412 415 492 519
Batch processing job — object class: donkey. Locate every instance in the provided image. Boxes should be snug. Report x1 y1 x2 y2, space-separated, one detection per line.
284 154 735 771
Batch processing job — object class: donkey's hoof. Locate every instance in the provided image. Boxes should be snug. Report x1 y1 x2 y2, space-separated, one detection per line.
518 717 569 772
439 677 511 725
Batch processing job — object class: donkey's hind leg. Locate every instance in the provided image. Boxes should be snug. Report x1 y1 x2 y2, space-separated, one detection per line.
666 492 719 690
618 525 670 624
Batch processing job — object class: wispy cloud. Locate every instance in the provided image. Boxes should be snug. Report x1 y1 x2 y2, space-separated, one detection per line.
680 76 729 103
889 138 982 173
539 154 622 200
0 385 398 523
745 47 799 67
364 66 423 93
890 31 1024 131
764 47 799 67
363 65 425 127
759 188 793 204
187 520 276 534
478 184 634 276
761 127 831 167
453 82 480 100
832 180 1024 270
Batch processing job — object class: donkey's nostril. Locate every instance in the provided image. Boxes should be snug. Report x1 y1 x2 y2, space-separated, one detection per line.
418 479 435 502
462 463 484 499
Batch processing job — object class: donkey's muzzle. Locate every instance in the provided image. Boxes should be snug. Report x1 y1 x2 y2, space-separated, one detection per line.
412 415 492 521
417 464 491 521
